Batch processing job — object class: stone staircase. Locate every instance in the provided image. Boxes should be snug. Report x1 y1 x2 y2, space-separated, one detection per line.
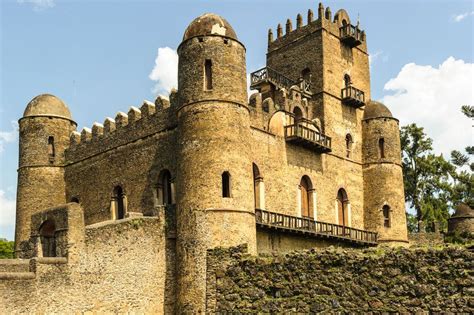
0 259 35 280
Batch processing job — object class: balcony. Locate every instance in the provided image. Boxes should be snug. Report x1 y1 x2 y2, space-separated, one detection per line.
256 209 378 246
339 24 363 48
284 122 331 153
341 86 365 108
250 67 312 95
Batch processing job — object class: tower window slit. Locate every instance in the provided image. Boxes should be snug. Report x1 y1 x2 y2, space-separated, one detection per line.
48 136 55 159
222 171 231 198
204 59 213 90
379 138 385 158
383 205 391 228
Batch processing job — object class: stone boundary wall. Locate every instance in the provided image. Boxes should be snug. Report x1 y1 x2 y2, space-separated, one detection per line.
0 217 169 314
207 245 473 313
409 232 445 248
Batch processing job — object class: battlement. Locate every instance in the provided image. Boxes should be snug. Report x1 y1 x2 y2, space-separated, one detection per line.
65 91 178 163
268 3 366 53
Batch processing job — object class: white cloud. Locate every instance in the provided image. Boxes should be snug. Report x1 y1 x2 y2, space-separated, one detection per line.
382 57 474 157
453 11 474 22
369 51 382 67
0 121 19 154
149 47 178 96
17 0 55 11
0 190 16 241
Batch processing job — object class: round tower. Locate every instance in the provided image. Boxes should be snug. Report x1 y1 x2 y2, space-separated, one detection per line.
362 101 408 245
176 14 256 312
15 94 76 256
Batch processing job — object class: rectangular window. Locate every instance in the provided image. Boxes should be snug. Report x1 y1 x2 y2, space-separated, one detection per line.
204 59 213 90
222 171 231 198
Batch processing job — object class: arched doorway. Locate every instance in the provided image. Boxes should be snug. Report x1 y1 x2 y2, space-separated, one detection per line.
39 220 56 257
300 176 313 218
293 106 303 123
337 188 349 226
113 186 125 219
253 163 265 210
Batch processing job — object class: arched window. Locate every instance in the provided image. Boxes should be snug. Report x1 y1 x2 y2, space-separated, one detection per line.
39 220 56 257
379 138 385 158
344 74 351 87
383 205 391 227
253 163 265 210
112 186 125 220
300 176 313 218
157 170 174 206
342 19 348 26
71 197 79 203
293 106 303 123
301 68 311 82
204 59 213 90
345 134 353 158
337 188 349 226
48 136 55 159
222 171 231 198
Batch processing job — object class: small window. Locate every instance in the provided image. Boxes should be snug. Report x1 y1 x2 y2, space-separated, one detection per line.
204 59 213 90
71 197 79 203
379 138 385 158
48 136 55 159
222 171 231 198
345 134 353 158
383 205 390 228
113 186 125 219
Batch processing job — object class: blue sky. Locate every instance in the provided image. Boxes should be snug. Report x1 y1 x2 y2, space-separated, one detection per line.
1 0 473 240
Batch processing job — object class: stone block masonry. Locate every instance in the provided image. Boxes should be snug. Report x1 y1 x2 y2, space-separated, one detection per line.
207 245 474 313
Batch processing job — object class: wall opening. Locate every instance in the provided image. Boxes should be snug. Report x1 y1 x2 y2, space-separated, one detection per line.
157 169 174 206
301 68 311 82
383 205 391 228
204 59 213 90
112 186 126 220
71 197 79 203
300 176 314 218
222 171 231 198
337 188 349 226
345 133 353 158
48 136 55 160
253 163 265 210
344 74 351 87
39 219 56 257
293 106 303 123
379 138 385 158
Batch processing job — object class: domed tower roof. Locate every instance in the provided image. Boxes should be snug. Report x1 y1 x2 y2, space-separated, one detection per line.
182 13 237 41
23 94 72 120
363 100 393 120
452 203 474 218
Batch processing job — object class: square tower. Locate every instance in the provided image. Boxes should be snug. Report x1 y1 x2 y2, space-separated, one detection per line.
263 3 370 160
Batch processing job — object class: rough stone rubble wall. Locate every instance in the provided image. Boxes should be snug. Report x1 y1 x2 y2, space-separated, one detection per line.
0 217 170 314
207 245 473 313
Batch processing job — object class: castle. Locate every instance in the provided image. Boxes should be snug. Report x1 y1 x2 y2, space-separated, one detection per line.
2 3 408 313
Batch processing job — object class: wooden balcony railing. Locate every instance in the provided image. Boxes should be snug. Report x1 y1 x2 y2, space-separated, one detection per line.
250 67 312 94
284 123 331 153
339 24 363 48
341 86 365 108
255 209 378 245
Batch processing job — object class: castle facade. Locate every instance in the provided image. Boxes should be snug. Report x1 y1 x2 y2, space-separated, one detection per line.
4 3 408 313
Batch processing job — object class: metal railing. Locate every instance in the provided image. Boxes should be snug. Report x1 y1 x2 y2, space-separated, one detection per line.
255 209 378 244
284 123 332 149
341 86 365 104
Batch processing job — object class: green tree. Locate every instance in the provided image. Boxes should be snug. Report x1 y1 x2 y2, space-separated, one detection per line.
401 124 453 231
0 238 14 259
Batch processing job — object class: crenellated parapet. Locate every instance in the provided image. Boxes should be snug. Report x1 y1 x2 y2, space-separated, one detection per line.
268 3 366 53
66 93 179 163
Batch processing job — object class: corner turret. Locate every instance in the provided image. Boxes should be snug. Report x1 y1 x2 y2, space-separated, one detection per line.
362 101 408 245
15 94 77 256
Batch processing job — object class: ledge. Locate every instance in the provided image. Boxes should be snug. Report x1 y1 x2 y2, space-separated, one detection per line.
0 272 36 280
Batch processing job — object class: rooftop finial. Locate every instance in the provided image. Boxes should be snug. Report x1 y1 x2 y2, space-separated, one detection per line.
325 7 332 20
296 14 303 29
277 23 283 38
318 3 324 19
308 9 314 23
286 19 292 35
268 28 274 43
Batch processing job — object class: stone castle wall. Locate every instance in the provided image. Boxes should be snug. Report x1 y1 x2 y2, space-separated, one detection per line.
1 217 170 314
207 245 474 313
